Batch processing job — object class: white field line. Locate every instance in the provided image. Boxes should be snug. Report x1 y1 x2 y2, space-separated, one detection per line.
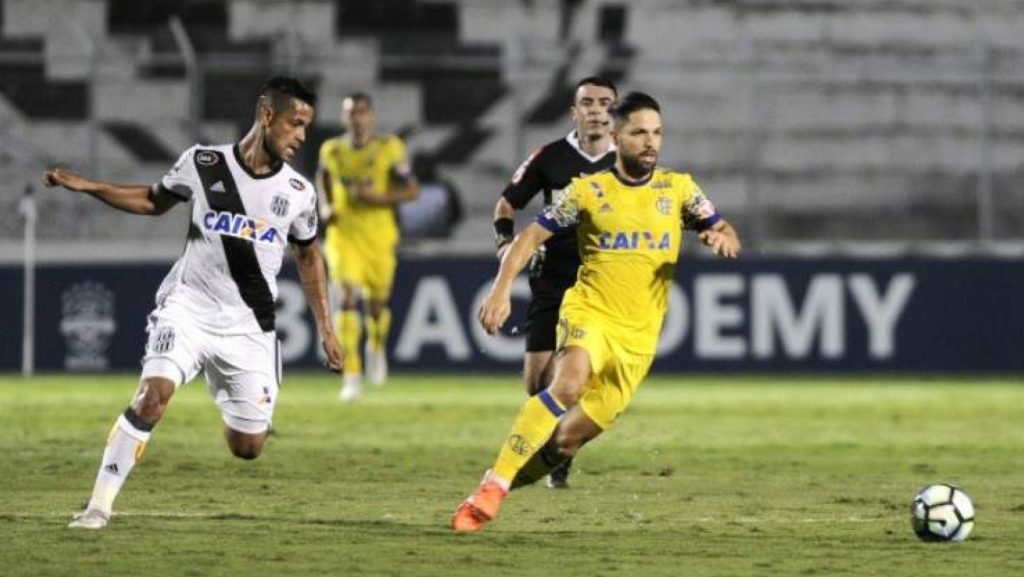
2 511 892 524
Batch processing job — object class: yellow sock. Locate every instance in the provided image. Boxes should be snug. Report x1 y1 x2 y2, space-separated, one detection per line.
340 309 362 376
491 390 565 483
332 310 344 347
366 308 391 352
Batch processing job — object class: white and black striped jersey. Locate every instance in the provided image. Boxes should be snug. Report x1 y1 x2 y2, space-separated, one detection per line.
152 143 318 335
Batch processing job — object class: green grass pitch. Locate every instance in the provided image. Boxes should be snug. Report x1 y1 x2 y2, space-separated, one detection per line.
2 373 1023 576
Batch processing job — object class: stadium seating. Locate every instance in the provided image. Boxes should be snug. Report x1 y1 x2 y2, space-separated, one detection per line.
1 0 1022 251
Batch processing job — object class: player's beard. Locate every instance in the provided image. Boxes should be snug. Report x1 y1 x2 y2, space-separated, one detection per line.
620 150 656 180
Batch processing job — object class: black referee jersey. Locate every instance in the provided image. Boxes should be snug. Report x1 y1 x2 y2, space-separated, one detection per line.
501 131 616 292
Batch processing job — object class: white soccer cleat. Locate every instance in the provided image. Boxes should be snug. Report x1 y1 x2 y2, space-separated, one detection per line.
366 346 388 386
68 508 109 530
339 375 363 403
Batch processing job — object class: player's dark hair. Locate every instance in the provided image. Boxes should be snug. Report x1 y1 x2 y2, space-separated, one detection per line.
345 91 373 109
610 91 660 124
574 76 618 100
256 76 317 114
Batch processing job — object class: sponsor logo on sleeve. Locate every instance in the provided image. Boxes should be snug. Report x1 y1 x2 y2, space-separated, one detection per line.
195 150 219 166
149 326 176 354
510 148 542 185
692 193 717 219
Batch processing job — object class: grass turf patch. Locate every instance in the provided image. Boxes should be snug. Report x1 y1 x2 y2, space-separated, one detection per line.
1 374 1022 577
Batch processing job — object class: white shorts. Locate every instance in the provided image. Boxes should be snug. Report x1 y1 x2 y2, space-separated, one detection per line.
139 306 281 435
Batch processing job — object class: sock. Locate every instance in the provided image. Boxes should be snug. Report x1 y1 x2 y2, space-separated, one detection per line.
340 308 362 376
366 308 391 353
551 456 575 477
86 408 153 515
511 441 564 489
332 309 344 347
491 390 565 484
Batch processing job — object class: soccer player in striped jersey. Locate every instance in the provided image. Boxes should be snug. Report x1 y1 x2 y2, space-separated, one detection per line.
43 77 344 529
451 92 741 532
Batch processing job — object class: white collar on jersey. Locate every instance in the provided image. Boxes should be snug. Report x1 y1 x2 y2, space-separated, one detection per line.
566 131 616 163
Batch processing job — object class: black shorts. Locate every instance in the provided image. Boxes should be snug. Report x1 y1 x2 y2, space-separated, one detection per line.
524 276 574 353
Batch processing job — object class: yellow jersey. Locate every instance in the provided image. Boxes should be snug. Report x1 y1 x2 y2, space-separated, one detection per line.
318 134 411 251
537 167 721 354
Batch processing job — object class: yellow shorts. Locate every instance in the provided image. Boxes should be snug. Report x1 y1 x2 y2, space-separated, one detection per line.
324 237 396 302
556 307 655 430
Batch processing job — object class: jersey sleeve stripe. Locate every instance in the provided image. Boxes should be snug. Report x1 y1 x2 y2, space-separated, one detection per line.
156 182 192 201
692 212 722 232
537 390 566 417
536 214 562 232
287 234 316 246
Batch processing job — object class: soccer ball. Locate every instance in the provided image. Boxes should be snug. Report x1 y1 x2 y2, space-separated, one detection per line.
910 484 975 542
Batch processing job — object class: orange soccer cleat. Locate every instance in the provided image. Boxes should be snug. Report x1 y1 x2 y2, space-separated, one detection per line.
450 472 509 533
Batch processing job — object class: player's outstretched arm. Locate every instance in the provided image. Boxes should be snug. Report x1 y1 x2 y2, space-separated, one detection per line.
292 241 344 373
41 168 177 216
698 219 741 259
478 223 552 335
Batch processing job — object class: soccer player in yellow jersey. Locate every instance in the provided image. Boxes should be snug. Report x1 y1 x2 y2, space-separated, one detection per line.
318 92 419 402
451 92 741 532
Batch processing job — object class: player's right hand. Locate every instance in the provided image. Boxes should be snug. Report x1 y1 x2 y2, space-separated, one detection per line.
698 229 740 259
321 334 345 373
478 291 511 336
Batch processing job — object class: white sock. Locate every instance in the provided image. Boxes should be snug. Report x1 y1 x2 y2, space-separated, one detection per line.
85 410 152 515
485 469 511 492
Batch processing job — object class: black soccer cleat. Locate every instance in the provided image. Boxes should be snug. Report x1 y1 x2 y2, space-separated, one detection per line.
547 458 573 489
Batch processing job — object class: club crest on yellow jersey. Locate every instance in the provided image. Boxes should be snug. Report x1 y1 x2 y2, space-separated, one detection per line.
655 196 672 215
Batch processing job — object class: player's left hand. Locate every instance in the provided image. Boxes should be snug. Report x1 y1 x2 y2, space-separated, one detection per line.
321 334 344 373
698 229 740 258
